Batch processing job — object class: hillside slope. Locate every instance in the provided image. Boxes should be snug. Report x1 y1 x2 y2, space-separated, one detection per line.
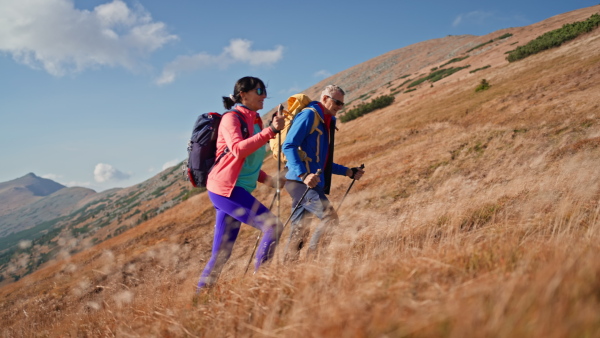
0 164 189 284
0 173 65 218
1 5 599 337
0 186 96 238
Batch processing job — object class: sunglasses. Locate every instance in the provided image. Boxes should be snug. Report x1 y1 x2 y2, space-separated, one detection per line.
255 87 267 96
327 95 344 107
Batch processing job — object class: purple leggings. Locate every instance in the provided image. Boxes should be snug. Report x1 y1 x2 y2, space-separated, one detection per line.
197 187 282 290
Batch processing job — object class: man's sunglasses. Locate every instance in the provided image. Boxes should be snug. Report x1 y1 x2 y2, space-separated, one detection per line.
327 95 344 107
255 87 267 96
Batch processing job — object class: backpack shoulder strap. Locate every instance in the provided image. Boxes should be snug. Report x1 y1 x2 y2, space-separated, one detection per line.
217 109 250 159
224 109 249 139
306 107 323 134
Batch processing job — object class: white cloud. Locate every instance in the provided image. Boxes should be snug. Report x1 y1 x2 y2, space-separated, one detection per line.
452 11 494 27
0 0 177 76
162 159 180 170
314 70 332 78
94 163 130 182
156 39 283 85
224 39 283 66
64 180 92 188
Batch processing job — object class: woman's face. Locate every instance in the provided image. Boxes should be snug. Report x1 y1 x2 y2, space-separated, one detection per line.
240 85 267 112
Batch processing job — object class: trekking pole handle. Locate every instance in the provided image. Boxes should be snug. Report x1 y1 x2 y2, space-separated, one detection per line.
352 163 365 177
337 164 364 213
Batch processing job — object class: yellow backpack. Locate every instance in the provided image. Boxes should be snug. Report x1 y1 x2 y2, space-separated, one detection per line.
269 93 323 164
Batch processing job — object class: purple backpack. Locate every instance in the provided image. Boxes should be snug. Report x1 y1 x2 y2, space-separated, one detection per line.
186 110 248 187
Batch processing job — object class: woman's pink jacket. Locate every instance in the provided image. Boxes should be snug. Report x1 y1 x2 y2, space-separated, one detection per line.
206 105 276 197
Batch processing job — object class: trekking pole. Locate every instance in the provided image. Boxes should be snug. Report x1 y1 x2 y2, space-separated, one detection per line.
243 191 278 275
276 104 283 227
336 164 364 213
282 169 322 231
244 105 285 276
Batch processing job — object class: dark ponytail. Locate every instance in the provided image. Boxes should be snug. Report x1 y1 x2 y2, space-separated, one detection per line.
222 76 266 110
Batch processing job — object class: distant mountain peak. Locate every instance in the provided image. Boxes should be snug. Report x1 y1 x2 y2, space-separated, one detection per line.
0 172 65 197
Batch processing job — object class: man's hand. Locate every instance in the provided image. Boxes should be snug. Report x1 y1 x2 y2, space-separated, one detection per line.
302 173 320 188
346 166 365 180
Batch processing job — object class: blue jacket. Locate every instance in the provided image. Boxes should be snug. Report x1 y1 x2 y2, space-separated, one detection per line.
283 101 348 193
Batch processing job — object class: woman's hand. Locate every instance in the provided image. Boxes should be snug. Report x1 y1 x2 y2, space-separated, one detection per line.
264 173 286 189
270 105 285 132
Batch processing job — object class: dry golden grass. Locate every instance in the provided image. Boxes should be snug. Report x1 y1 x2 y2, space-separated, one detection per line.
2 7 600 337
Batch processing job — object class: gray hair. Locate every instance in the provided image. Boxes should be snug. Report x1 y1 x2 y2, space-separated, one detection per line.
321 85 345 99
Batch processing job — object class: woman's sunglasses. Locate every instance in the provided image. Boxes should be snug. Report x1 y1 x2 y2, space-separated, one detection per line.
255 87 267 96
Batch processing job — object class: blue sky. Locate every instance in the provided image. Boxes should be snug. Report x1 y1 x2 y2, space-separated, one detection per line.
1 0 597 192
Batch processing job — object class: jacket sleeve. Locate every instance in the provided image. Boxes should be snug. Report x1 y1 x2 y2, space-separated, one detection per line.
258 170 268 183
220 113 275 159
282 109 313 177
332 163 349 176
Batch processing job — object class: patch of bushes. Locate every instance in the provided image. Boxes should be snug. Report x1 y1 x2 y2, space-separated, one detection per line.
507 13 600 62
466 33 514 53
475 79 491 92
470 65 491 74
71 224 91 236
340 95 395 123
408 65 471 88
439 56 469 68
0 217 65 251
151 185 167 197
389 78 413 93
404 88 417 94
140 209 158 222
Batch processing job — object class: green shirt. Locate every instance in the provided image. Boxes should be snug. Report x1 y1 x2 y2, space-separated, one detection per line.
235 124 266 193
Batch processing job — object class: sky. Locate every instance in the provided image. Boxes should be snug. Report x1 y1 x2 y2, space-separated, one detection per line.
1 0 597 192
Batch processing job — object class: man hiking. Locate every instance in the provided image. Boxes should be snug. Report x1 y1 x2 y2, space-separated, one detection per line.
282 85 365 260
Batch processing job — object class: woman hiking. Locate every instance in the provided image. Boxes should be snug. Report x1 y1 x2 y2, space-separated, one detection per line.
197 76 285 290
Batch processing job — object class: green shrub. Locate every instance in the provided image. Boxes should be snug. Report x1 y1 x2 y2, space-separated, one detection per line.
466 33 514 53
408 65 471 88
469 65 491 74
507 13 600 62
404 88 417 94
439 56 469 68
475 79 491 92
497 33 513 40
340 95 395 123
389 78 413 92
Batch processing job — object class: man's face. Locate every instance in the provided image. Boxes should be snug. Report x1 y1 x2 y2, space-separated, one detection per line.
322 91 345 116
